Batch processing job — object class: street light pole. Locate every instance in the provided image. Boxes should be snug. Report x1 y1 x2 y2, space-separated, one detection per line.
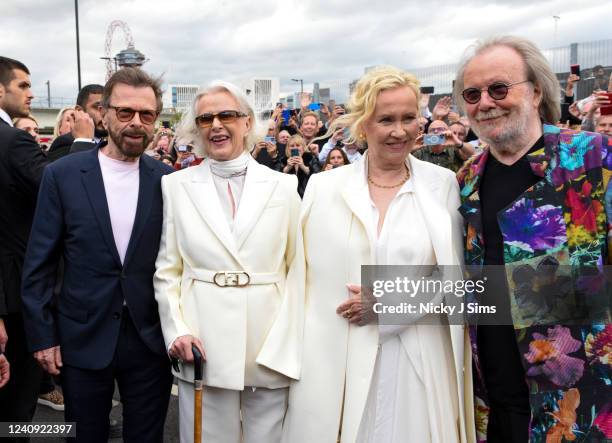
46 80 51 108
75 0 82 91
291 78 303 95
553 15 560 47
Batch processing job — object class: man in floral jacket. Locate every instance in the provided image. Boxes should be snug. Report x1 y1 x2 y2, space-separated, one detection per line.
454 36 611 442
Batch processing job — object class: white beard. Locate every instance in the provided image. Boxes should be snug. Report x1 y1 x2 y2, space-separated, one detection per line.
472 100 536 156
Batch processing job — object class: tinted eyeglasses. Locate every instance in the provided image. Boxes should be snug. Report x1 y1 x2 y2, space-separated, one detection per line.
108 106 158 124
461 80 530 104
195 110 248 128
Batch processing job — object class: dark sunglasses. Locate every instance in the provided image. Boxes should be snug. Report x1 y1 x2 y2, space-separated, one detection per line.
461 80 530 104
195 110 248 128
108 106 158 124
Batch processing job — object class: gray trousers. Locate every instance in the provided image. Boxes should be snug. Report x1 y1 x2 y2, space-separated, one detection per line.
178 380 288 443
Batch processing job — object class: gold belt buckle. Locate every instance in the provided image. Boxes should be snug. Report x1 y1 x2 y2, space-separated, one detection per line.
213 271 250 287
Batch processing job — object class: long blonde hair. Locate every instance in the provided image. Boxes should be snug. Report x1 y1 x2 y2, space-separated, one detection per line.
317 66 420 147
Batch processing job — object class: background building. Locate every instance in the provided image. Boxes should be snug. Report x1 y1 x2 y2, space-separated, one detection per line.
236 77 280 117
165 84 199 111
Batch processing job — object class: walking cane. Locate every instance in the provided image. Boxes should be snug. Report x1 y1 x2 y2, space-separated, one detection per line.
192 344 204 443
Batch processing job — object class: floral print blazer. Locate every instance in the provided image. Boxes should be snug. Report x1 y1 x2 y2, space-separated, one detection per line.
457 124 612 442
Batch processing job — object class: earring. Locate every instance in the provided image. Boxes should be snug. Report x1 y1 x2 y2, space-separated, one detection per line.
359 133 366 140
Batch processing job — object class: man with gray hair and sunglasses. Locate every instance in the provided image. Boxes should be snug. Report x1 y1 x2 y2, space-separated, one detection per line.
455 36 611 442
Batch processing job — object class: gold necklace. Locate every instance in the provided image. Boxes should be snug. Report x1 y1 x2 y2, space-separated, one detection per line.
367 166 410 189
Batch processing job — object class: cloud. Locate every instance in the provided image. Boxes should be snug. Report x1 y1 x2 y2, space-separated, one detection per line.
2 0 611 103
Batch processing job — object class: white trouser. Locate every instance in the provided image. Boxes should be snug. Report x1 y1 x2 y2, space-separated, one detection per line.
178 380 288 443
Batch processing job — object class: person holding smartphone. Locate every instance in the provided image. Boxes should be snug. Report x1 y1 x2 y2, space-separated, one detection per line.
282 134 321 198
412 120 473 171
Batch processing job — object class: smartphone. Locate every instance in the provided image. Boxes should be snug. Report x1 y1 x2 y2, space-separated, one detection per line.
290 148 299 157
282 110 291 122
264 136 276 144
420 86 435 94
342 127 350 139
570 64 580 77
308 103 321 111
162 121 170 129
423 134 445 146
601 92 612 115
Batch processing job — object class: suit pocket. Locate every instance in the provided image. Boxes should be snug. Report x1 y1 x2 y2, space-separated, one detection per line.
57 297 89 323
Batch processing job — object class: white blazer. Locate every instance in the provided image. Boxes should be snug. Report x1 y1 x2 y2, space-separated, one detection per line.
259 154 476 443
154 158 301 390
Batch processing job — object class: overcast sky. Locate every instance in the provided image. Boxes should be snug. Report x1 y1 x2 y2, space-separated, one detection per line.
2 0 611 103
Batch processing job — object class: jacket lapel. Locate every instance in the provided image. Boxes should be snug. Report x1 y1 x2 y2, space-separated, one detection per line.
341 159 376 263
123 157 155 267
233 159 278 249
410 156 453 266
458 149 489 266
182 161 243 264
81 148 122 269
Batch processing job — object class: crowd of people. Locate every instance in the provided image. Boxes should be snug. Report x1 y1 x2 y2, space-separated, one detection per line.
0 33 611 443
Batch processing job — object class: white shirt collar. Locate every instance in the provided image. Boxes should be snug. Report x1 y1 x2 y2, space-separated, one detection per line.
0 108 13 127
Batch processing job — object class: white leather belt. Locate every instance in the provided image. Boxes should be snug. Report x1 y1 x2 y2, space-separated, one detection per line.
184 268 282 287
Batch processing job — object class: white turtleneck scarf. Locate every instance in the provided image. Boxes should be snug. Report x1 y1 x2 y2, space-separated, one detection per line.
209 151 250 232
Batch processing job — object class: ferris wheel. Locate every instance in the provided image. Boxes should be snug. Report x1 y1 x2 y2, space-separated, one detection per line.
103 20 146 80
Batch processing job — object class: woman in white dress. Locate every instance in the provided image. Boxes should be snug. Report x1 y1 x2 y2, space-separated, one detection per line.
154 81 301 443
260 66 475 442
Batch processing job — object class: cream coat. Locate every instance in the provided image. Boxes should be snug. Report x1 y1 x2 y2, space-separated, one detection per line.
154 158 301 389
258 154 476 443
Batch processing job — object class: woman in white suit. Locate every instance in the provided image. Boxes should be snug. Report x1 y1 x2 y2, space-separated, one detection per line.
260 66 475 442
154 81 301 443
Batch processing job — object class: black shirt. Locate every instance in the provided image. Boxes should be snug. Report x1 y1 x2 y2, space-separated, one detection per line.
477 137 543 438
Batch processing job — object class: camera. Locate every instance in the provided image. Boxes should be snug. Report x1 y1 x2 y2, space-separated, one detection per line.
423 134 446 146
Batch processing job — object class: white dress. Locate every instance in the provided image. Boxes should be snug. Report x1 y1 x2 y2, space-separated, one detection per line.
356 168 460 442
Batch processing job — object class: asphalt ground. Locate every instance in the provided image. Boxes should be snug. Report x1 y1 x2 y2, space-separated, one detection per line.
31 380 180 442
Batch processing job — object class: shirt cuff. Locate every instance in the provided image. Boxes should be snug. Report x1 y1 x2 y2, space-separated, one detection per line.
167 337 178 354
